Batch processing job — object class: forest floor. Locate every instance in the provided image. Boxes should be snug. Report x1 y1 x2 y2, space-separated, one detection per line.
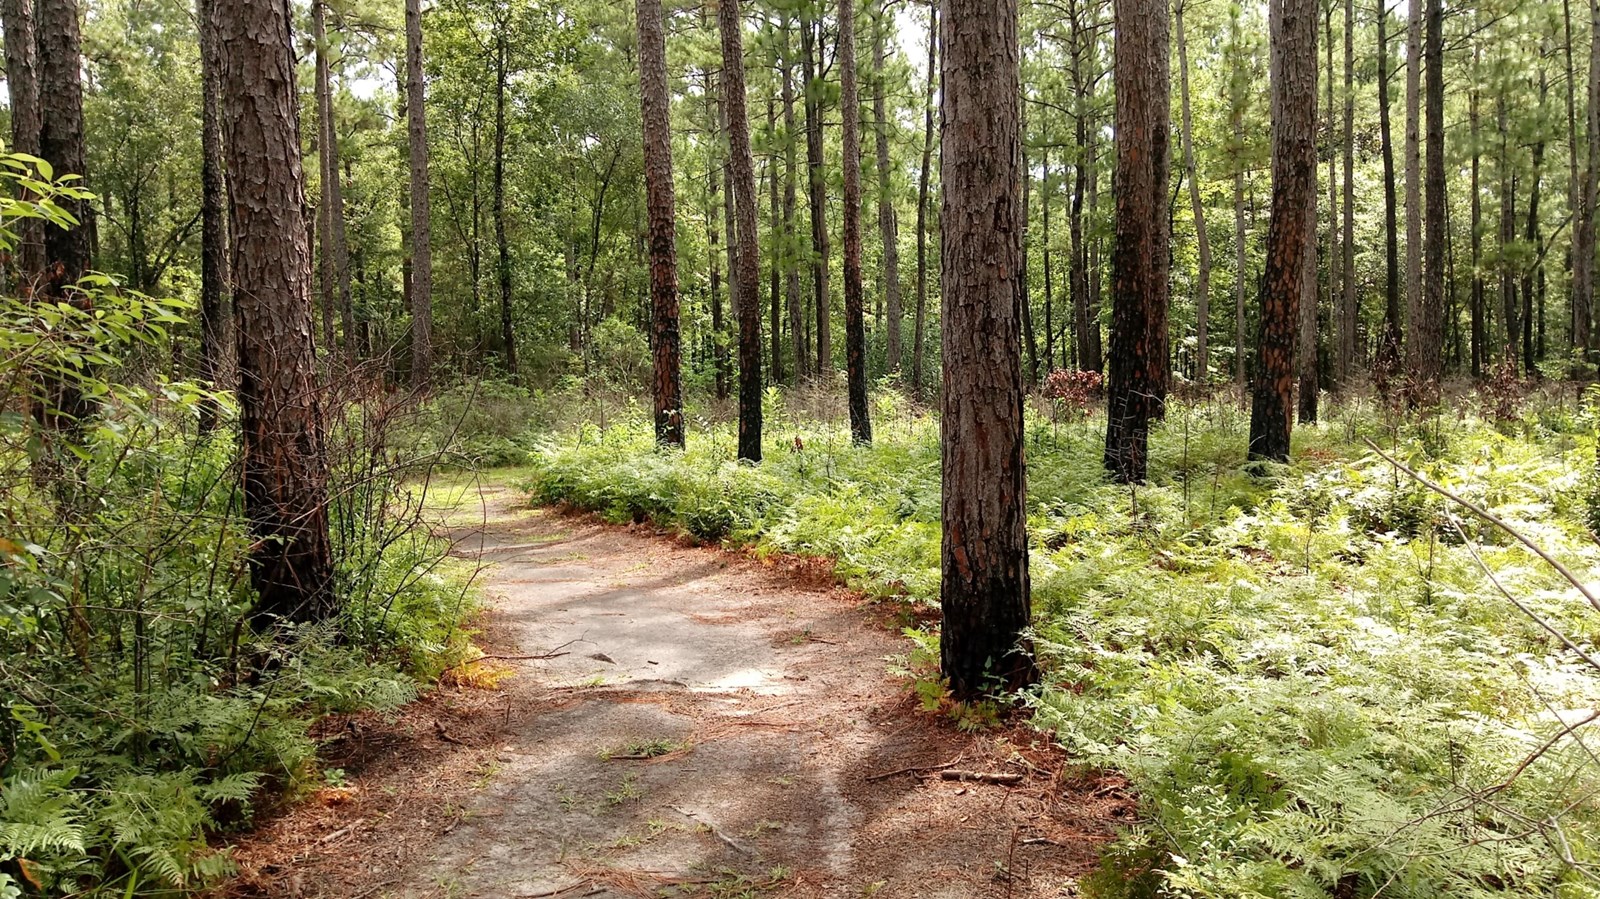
223 477 1131 899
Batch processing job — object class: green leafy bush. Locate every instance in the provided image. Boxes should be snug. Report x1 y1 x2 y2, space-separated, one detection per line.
0 151 474 896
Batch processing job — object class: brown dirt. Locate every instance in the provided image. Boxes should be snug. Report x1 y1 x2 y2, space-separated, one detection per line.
223 482 1130 899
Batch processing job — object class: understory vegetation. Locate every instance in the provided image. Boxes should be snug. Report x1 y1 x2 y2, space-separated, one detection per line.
521 384 1600 898
0 283 477 895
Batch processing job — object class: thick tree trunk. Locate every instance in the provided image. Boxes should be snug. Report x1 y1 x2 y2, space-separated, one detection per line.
1377 0 1402 370
35 0 93 436
912 1 937 397
840 0 872 444
3 0 43 293
872 2 903 374
215 0 334 623
1104 0 1170 483
494 32 516 376
939 0 1035 700
198 0 233 433
719 0 764 463
781 16 808 381
1248 0 1316 463
313 0 353 357
636 0 683 448
1176 0 1212 383
802 16 832 376
405 0 433 386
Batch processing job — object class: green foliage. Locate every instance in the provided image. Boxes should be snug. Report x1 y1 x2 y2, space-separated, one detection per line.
0 152 474 895
527 390 1600 898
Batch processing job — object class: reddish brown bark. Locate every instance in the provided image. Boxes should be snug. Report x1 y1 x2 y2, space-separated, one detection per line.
1103 0 1170 483
840 0 872 445
939 0 1035 700
1248 0 1317 463
216 0 335 623
719 0 764 463
636 0 683 448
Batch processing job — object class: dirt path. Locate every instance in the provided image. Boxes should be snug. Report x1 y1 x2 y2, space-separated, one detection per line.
229 481 1127 899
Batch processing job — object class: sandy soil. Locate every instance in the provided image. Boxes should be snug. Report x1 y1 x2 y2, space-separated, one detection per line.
225 481 1131 899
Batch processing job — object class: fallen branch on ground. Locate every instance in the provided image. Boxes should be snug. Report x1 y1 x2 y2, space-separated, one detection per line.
940 770 1024 785
864 759 959 781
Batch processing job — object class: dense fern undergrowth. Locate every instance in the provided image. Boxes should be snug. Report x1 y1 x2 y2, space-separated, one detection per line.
521 385 1600 898
0 392 476 895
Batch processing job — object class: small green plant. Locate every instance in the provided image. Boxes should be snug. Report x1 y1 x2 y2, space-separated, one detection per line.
604 773 643 806
599 737 689 760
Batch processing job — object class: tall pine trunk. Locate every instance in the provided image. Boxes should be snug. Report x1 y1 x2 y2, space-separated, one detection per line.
1416 0 1446 391
840 0 872 444
872 1 903 374
939 0 1036 700
707 71 729 400
3 0 43 293
405 0 433 386
215 0 334 623
1248 0 1316 463
36 0 93 439
1579 0 1600 353
911 0 936 397
198 0 232 433
1377 0 1402 370
313 0 353 356
719 0 764 462
494 31 516 376
1526 71 1547 374
1338 0 1355 379
1471 67 1486 378
1104 0 1171 483
1042 145 1057 370
1500 91 1520 370
636 0 683 448
781 16 808 380
1402 0 1422 378
768 99 784 385
802 15 832 376
1176 0 1212 383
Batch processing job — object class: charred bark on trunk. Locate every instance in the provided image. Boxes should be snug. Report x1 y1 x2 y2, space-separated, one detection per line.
636 0 683 448
719 0 765 462
939 0 1036 700
1248 0 1316 463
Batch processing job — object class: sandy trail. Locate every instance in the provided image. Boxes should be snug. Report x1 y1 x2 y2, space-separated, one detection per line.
230 481 1125 899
